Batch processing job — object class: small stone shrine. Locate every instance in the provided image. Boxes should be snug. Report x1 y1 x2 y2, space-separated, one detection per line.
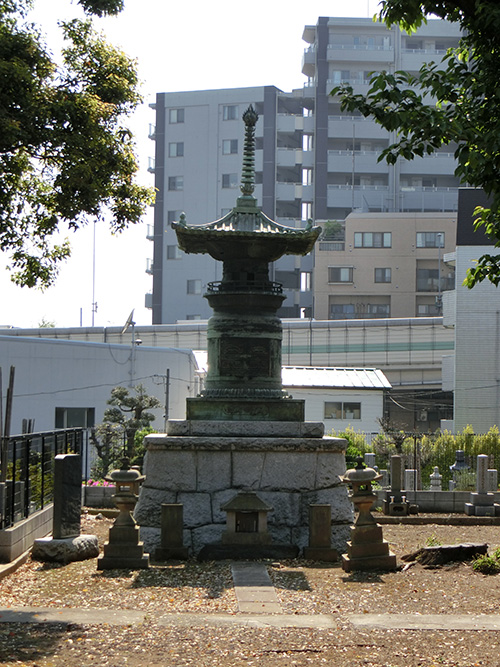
341 457 396 572
134 106 352 557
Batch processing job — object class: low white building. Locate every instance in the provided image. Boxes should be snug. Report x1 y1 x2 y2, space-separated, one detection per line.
282 366 391 435
0 335 199 435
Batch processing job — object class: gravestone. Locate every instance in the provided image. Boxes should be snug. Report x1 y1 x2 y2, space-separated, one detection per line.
53 454 81 539
465 454 495 516
488 468 498 493
364 453 376 468
404 469 418 491
382 455 409 515
429 466 442 491
303 504 339 562
155 504 189 561
32 454 98 563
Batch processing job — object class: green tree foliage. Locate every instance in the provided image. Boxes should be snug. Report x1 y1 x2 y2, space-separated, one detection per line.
0 0 153 287
332 0 500 287
103 384 160 465
89 421 124 478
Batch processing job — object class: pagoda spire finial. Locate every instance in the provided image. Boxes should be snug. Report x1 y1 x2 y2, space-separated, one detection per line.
240 105 258 198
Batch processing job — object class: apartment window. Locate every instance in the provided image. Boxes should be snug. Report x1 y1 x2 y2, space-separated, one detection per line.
303 134 314 151
222 173 238 188
367 304 390 316
169 108 184 124
187 279 202 295
222 139 238 155
186 314 201 320
300 271 312 292
167 245 182 259
374 268 392 283
168 142 184 157
329 267 353 283
302 168 313 186
168 176 183 191
417 303 440 316
324 401 361 420
301 202 313 221
167 210 182 224
354 232 391 248
55 407 95 429
324 402 342 420
223 105 238 120
331 70 350 83
416 232 444 248
330 304 355 319
417 268 439 292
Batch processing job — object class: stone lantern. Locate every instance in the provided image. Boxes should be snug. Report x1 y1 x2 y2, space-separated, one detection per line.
97 458 149 570
341 457 396 572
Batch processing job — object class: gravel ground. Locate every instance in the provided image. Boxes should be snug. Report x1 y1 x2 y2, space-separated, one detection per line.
1 513 500 666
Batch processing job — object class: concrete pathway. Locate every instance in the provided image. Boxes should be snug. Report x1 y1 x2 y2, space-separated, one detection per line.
231 562 282 614
1 607 500 631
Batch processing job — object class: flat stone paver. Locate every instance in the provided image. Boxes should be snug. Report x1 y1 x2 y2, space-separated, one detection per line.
231 562 282 614
2 607 500 631
0 607 145 625
349 613 500 631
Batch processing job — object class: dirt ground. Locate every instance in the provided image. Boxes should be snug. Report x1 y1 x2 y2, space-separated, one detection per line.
1 514 500 666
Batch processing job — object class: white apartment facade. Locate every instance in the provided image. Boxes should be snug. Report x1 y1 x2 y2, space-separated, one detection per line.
146 17 461 324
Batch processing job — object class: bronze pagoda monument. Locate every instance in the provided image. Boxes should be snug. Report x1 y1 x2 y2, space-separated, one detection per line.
135 106 352 559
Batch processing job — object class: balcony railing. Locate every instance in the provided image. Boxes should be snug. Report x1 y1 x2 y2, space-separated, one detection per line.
318 241 345 251
206 280 283 295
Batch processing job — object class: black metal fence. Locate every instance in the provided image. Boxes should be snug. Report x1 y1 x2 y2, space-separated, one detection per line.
0 428 85 529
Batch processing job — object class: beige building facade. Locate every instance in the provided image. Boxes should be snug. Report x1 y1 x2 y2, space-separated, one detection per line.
314 212 457 321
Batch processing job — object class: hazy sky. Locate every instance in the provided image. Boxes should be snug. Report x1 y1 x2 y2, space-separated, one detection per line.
1 0 382 329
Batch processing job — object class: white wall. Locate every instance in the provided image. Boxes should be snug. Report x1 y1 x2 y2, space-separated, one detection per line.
453 245 500 432
284 386 384 435
0 336 197 434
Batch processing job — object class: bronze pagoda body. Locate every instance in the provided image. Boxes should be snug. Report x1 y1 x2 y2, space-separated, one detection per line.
174 107 320 421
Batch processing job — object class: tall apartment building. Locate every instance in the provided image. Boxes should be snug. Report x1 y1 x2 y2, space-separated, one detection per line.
147 17 461 324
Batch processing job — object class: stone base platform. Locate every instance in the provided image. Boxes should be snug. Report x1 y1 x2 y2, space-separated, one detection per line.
342 548 397 572
197 543 299 561
32 535 99 564
134 424 353 557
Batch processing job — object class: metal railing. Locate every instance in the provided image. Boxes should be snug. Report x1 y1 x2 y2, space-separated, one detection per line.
0 428 85 529
206 280 283 295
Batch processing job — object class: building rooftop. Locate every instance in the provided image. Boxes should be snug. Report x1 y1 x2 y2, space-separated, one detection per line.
281 366 391 389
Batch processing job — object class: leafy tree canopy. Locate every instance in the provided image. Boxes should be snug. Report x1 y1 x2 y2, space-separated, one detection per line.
332 0 500 287
0 0 153 287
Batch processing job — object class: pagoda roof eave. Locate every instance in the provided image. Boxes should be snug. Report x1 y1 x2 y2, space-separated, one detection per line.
174 224 321 256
